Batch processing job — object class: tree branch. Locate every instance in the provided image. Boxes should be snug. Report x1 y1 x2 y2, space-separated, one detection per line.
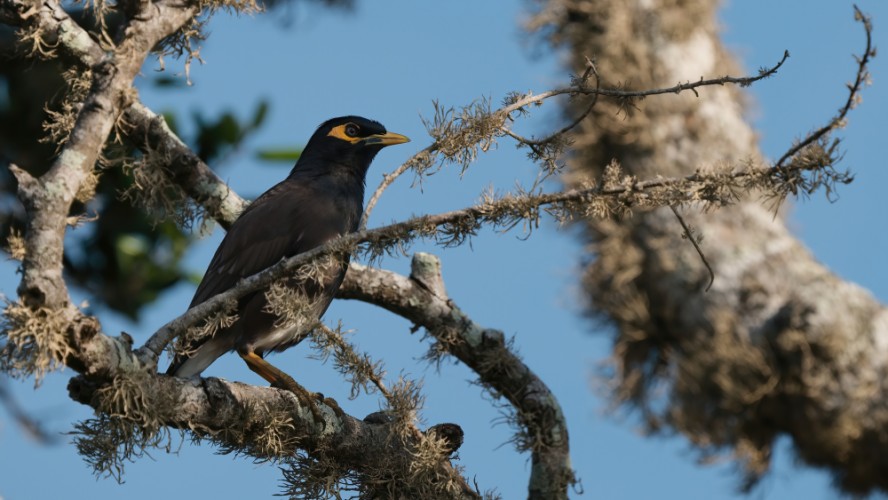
67 366 478 498
359 50 790 228
122 102 247 229
540 1 886 493
136 150 821 370
8 0 199 312
0 0 246 230
774 6 872 169
339 254 575 499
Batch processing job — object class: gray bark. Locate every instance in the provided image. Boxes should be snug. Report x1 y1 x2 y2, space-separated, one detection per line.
340 255 575 499
536 0 888 493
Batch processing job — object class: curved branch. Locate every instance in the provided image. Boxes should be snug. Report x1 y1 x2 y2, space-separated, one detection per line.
339 254 575 499
774 6 873 169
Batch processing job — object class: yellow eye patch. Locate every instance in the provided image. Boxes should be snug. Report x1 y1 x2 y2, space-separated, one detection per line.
327 124 363 144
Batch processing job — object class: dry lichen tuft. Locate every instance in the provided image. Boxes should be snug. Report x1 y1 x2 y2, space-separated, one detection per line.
198 402 302 459
17 23 59 59
121 152 205 228
263 278 325 330
41 68 93 150
423 98 506 174
73 414 177 482
280 449 356 499
1 299 74 384
72 372 180 480
5 229 26 261
405 431 468 497
170 297 238 360
309 323 388 400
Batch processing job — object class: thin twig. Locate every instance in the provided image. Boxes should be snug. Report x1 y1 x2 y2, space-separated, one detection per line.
314 324 392 401
502 55 602 146
360 144 437 230
774 7 872 169
498 50 788 115
360 51 790 230
669 205 714 291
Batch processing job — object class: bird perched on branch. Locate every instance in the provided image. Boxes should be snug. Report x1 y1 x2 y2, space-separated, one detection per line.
167 116 409 416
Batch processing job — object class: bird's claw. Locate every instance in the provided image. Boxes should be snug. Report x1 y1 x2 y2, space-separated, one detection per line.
271 380 344 424
318 394 345 420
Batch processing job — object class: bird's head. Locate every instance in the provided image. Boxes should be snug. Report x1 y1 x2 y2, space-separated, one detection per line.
291 116 409 180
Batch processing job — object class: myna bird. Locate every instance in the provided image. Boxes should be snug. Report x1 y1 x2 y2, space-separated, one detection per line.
167 116 409 415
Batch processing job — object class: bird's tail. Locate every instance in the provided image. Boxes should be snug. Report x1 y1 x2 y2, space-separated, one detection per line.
165 336 233 378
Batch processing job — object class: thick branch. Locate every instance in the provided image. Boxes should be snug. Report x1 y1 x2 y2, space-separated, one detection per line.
339 254 575 499
8 0 198 311
542 0 888 493
67 368 477 498
122 102 247 229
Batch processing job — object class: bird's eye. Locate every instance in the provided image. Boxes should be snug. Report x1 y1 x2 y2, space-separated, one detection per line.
344 124 359 137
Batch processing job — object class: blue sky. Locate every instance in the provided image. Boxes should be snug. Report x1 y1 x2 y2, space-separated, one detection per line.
2 1 887 499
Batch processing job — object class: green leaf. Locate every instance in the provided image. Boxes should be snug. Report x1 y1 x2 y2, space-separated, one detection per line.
255 148 302 162
251 99 269 128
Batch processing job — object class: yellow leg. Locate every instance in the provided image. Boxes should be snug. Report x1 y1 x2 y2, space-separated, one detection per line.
238 350 330 422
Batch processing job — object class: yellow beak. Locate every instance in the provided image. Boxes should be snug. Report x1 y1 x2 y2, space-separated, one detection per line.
364 132 410 147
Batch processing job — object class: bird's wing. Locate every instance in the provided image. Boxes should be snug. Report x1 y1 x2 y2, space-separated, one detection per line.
167 183 321 371
168 179 358 376
190 182 325 308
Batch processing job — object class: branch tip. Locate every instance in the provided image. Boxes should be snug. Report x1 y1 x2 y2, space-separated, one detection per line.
410 252 448 298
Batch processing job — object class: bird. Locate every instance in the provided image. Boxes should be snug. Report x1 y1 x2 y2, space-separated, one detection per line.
167 116 409 416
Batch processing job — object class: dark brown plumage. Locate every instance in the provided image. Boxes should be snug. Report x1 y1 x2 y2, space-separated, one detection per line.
167 116 408 402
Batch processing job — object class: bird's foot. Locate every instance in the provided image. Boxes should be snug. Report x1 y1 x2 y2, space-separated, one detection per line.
315 392 345 420
270 377 327 423
271 378 344 423
240 350 341 423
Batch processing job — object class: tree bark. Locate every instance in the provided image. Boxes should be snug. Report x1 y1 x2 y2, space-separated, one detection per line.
535 0 888 493
340 255 575 499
